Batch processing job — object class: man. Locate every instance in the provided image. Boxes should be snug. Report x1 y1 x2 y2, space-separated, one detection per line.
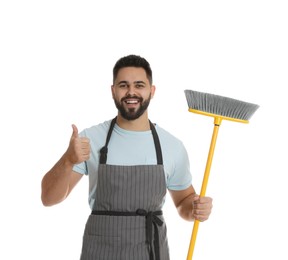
41 54 213 260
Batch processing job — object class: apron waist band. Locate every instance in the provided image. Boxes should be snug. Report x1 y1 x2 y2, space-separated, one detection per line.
91 209 162 216
91 209 163 260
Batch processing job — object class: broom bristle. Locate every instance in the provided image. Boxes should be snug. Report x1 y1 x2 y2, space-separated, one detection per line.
184 90 259 121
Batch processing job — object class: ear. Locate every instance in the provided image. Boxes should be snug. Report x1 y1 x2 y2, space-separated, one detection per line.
111 85 115 99
151 85 156 99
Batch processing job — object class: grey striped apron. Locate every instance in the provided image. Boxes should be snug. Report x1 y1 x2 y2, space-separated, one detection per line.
80 117 169 260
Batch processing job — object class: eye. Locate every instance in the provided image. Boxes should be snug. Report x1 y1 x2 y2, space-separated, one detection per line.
119 83 128 88
135 84 145 88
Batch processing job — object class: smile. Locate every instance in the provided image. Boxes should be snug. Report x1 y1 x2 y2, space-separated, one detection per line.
125 99 139 104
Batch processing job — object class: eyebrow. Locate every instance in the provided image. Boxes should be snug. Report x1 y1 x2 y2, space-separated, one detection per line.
116 81 146 85
134 81 146 85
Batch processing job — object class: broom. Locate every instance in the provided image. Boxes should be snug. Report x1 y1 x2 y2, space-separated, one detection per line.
184 89 259 260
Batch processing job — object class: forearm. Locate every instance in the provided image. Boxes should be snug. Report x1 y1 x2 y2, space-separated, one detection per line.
176 193 195 222
41 153 74 206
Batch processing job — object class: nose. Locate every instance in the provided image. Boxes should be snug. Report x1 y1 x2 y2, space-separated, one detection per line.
126 85 136 96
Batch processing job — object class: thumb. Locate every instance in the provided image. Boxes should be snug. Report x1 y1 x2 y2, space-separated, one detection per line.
193 194 200 201
71 124 79 139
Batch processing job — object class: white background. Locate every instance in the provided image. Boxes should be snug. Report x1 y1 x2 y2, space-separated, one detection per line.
1 0 287 259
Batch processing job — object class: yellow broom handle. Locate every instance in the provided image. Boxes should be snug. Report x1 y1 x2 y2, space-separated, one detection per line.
187 117 222 260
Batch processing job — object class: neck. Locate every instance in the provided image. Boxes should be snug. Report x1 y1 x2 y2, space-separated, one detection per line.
116 113 150 131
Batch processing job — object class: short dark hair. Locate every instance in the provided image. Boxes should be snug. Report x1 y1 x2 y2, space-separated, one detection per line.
113 54 153 84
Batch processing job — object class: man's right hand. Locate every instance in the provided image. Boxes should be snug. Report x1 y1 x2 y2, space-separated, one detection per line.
66 124 91 164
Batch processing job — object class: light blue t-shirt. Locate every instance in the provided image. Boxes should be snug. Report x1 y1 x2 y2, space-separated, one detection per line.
73 119 192 209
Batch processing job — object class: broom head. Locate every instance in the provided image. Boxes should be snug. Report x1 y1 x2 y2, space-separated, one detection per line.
184 90 259 123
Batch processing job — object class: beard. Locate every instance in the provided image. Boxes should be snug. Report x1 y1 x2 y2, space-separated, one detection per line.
113 94 151 121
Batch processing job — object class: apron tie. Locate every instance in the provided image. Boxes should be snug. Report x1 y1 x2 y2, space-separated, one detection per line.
136 209 163 260
91 209 163 260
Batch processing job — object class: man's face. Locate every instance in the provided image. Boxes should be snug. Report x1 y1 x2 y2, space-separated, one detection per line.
111 67 155 120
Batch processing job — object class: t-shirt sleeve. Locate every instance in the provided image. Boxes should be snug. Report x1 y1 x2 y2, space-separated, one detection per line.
166 142 192 190
73 161 88 175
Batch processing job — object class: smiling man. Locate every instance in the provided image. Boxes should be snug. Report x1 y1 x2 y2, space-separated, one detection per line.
41 54 213 260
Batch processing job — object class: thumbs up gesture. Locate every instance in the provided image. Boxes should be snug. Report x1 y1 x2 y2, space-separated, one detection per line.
66 124 91 164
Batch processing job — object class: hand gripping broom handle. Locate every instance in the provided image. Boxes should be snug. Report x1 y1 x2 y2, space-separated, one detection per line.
187 117 222 260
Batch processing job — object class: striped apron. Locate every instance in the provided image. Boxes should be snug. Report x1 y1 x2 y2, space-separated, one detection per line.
80 117 170 260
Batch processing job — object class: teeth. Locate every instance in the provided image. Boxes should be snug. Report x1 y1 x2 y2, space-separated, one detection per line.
126 100 138 104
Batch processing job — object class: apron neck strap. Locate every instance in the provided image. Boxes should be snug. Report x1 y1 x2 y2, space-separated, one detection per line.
99 117 117 164
149 120 163 165
100 117 163 165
